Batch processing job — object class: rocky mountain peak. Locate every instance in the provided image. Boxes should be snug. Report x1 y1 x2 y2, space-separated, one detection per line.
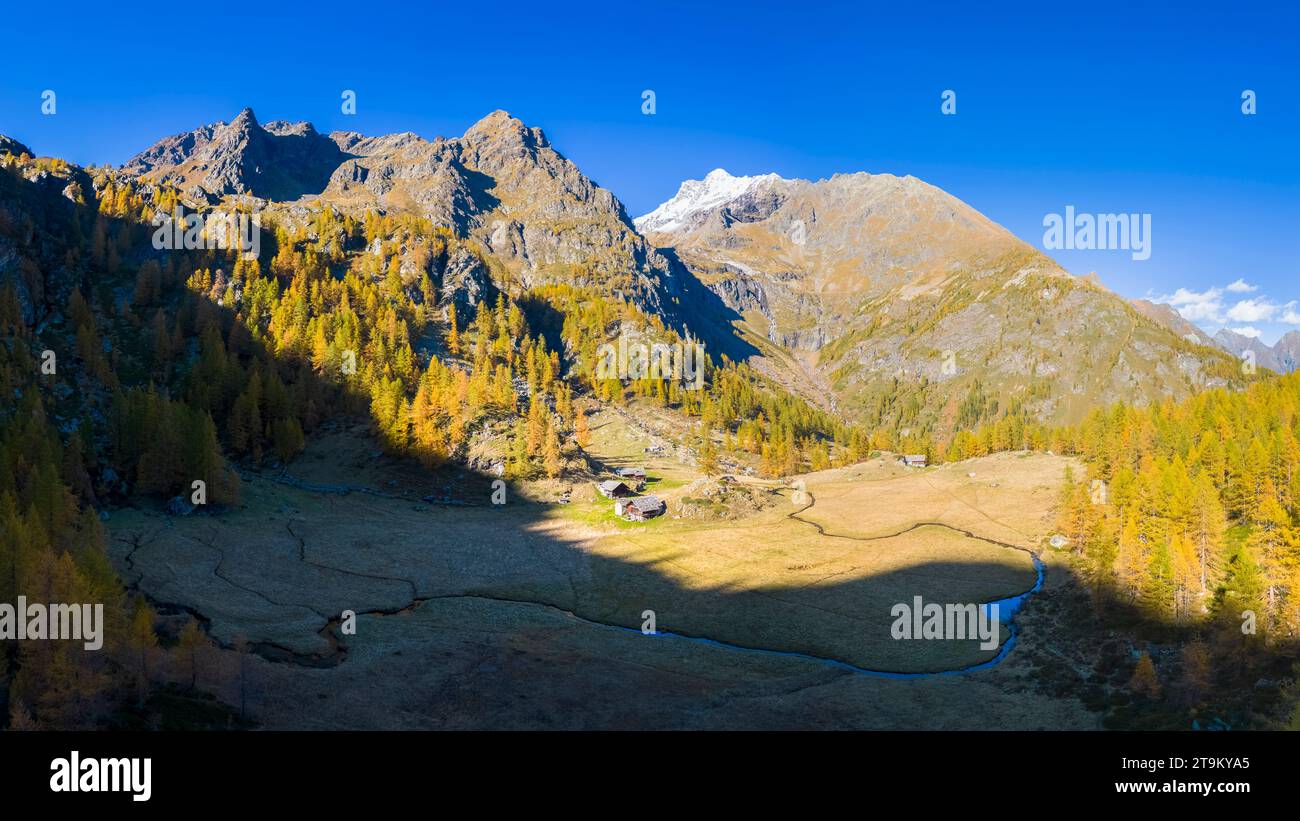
463 110 548 150
457 110 552 180
1131 298 1218 348
264 119 319 138
124 108 348 201
1275 331 1300 373
635 165 1241 429
0 134 34 158
635 168 783 234
230 107 259 128
1213 327 1295 373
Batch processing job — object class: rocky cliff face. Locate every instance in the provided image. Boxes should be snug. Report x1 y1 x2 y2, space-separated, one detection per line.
439 245 498 315
124 109 685 318
638 169 1244 430
124 108 348 202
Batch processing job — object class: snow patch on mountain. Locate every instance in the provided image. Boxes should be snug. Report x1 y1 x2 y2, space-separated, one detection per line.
635 168 781 234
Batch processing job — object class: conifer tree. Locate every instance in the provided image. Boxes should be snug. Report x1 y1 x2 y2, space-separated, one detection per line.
1129 652 1162 699
543 418 562 479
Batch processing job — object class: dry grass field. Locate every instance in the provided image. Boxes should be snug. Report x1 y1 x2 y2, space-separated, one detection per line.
106 414 1093 729
792 451 1068 549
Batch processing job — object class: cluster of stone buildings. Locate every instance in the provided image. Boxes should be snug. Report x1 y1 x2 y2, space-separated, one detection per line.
595 467 665 521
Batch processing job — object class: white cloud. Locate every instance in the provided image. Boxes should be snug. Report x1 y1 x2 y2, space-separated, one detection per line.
1226 298 1278 323
1154 286 1224 322
1281 301 1300 325
1153 281 1296 336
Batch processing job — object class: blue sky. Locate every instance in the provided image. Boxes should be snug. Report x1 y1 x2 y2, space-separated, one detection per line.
3 0 1297 341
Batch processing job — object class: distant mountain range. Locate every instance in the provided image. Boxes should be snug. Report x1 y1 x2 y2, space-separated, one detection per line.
1210 328 1300 374
2 111 1253 434
1130 299 1298 374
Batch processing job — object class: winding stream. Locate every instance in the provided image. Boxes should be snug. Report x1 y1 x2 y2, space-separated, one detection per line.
391 495 1049 681
593 532 1045 680
122 482 1049 680
591 492 1050 680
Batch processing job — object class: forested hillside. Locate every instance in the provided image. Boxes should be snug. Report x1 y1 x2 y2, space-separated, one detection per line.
0 142 877 727
1050 374 1300 727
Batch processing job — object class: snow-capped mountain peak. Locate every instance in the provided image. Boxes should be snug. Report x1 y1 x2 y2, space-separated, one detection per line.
634 168 782 234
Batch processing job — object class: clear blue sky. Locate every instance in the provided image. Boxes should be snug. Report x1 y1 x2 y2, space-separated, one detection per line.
3 0 1297 341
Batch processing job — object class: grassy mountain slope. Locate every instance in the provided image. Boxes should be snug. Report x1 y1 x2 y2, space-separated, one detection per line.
639 169 1247 437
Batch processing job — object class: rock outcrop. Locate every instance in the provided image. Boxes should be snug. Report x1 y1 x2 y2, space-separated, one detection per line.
124 108 350 201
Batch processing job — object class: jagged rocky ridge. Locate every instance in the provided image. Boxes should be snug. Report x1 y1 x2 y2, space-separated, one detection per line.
123 109 689 321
